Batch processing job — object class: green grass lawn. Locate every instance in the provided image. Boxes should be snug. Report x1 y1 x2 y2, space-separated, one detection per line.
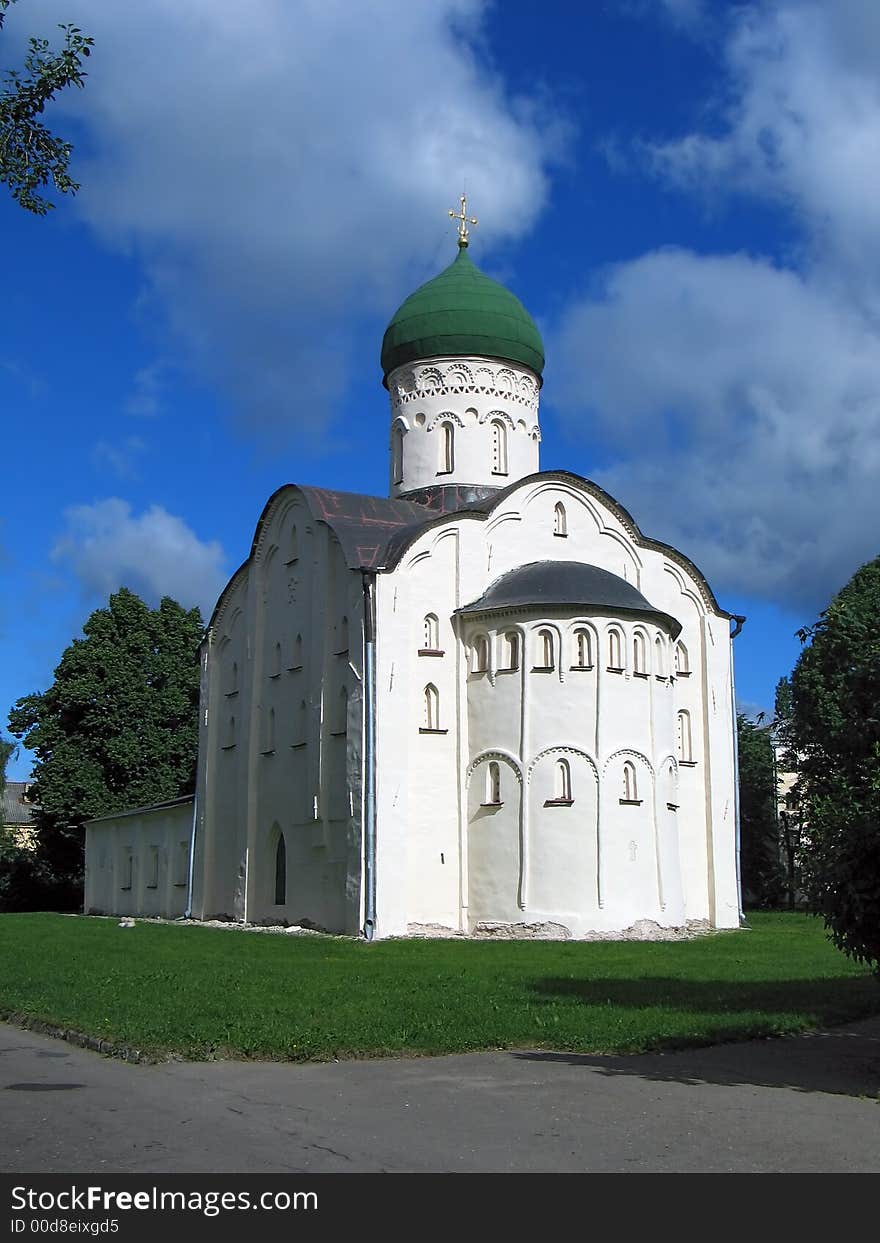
0 912 878 1062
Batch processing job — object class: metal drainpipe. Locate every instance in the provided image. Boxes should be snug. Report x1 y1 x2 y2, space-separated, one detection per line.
184 792 198 919
729 614 746 923
362 572 377 941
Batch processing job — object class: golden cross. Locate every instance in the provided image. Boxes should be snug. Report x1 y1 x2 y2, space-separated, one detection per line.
449 193 478 247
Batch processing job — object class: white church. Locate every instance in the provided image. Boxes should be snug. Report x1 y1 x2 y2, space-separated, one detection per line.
85 205 745 939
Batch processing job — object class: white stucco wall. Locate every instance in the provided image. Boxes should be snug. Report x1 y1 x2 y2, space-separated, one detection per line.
192 488 365 934
373 472 738 937
84 797 194 919
386 356 541 496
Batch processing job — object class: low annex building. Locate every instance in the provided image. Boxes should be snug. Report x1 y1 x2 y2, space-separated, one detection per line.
85 212 745 938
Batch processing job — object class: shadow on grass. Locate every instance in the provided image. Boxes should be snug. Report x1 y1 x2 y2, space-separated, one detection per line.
518 975 880 1098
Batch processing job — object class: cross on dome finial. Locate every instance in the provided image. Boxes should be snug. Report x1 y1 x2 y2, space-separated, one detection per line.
449 193 478 248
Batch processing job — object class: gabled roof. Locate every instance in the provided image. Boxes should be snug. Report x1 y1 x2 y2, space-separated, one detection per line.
207 471 739 634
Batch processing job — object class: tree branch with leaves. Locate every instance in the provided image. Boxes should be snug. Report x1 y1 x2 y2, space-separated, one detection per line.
0 0 93 214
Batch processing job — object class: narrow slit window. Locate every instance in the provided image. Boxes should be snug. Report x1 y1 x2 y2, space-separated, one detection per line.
491 419 508 475
296 698 307 745
633 632 647 675
573 629 592 668
554 502 567 537
147 846 159 889
655 635 666 678
271 641 282 677
424 684 439 730
608 629 623 670
225 715 236 748
226 660 238 696
556 758 572 802
623 761 638 801
392 426 404 484
472 635 489 673
288 524 299 563
439 422 455 473
121 851 133 891
336 686 348 735
677 710 693 762
274 834 286 905
423 613 439 651
337 615 349 654
486 761 501 805
675 641 689 675
501 631 520 671
536 629 554 669
261 706 276 753
175 840 189 887
293 633 303 668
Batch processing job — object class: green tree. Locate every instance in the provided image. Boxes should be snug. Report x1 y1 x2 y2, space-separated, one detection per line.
0 734 15 801
7 589 203 898
1 0 93 214
737 712 783 908
789 556 880 971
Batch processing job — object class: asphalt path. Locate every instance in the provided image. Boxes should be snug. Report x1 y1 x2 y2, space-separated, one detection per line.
2 1018 879 1173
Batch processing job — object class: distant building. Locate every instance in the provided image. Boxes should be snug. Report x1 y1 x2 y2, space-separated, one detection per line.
2 781 38 849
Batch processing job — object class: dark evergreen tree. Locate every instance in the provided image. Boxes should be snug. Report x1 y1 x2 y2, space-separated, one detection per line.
737 713 783 908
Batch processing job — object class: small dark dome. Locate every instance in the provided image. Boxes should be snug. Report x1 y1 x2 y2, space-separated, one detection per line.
458 561 681 637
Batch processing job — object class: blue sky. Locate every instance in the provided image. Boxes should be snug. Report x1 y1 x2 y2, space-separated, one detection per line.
4 0 879 779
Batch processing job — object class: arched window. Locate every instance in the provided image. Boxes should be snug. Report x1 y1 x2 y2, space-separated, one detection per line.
675 641 690 675
336 686 348 735
633 632 647 675
224 715 236 748
536 629 555 669
554 502 567 537
274 834 286 905
337 615 349 654
500 631 520 671
677 710 693 762
486 761 501 805
439 422 455 473
573 629 592 669
655 635 666 678
666 761 678 809
472 635 489 673
556 758 572 802
608 628 623 671
392 426 404 484
293 634 303 669
623 761 638 801
262 706 276 753
271 641 282 677
424 684 440 730
491 419 508 475
423 613 439 651
287 525 299 564
296 698 307 745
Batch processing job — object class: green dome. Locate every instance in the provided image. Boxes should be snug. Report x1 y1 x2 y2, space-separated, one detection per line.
381 246 545 385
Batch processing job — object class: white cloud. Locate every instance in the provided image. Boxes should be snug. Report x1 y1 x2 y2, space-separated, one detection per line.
551 246 880 611
52 499 228 617
646 1 880 304
28 0 567 440
91 436 148 479
550 2 880 611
